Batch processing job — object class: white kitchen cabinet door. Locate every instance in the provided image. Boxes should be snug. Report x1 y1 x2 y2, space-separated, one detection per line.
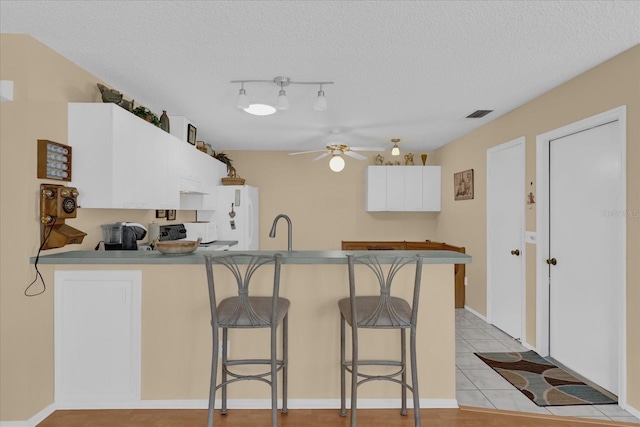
386 167 405 211
153 132 180 209
404 167 423 211
69 103 180 209
54 270 141 407
366 166 387 211
422 166 441 211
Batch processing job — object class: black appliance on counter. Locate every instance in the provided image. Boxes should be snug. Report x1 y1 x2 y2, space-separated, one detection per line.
101 222 148 250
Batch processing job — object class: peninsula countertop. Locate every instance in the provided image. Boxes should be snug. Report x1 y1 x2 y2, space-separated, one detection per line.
31 249 471 265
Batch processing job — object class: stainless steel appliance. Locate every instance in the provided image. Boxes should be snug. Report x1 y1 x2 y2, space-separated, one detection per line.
101 222 147 250
158 224 187 241
155 223 229 252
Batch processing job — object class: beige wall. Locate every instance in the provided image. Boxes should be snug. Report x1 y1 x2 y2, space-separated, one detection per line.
431 45 640 411
0 35 196 421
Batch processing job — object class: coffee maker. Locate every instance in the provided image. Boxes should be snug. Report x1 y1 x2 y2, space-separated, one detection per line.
101 222 148 250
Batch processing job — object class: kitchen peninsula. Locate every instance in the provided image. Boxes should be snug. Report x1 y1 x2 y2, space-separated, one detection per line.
33 250 470 410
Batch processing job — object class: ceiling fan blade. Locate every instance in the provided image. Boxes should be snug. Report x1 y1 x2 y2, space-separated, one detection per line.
344 151 367 160
313 152 331 161
350 146 386 152
289 149 327 156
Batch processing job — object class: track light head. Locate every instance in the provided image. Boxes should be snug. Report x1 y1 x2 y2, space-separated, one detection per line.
314 85 327 111
276 86 289 111
236 86 249 109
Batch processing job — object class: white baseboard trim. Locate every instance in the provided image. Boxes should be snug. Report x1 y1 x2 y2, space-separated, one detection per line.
463 305 487 322
0 403 56 427
623 402 640 419
56 398 459 411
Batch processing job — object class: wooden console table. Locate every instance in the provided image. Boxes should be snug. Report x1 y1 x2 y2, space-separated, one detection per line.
341 240 466 308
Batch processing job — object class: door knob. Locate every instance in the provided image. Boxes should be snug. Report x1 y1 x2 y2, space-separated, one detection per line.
546 258 557 265
511 249 520 256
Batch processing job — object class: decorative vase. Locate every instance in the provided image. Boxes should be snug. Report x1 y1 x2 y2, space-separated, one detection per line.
421 154 428 165
405 153 414 165
160 110 170 133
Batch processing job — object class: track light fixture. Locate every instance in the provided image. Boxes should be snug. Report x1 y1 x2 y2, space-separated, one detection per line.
231 76 333 116
391 138 401 156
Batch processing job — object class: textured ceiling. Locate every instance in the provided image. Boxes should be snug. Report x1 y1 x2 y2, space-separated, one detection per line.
1 1 639 154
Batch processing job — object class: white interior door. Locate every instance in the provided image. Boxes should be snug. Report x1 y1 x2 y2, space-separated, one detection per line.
487 137 526 340
548 119 624 394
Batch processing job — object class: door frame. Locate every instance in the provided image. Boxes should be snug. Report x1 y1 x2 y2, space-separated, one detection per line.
535 105 626 403
486 136 526 340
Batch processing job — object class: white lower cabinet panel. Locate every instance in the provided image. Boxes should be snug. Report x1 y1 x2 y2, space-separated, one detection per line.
55 270 141 406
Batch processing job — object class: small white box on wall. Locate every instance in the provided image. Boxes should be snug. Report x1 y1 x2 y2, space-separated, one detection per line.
168 115 194 143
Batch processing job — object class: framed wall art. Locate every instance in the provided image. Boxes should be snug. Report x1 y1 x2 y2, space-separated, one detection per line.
454 169 474 200
187 124 197 145
166 209 177 221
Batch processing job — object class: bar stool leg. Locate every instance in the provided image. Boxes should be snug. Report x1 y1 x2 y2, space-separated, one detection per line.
208 326 219 427
350 325 358 427
410 327 421 426
271 323 278 427
401 328 407 416
221 328 228 415
282 314 289 414
339 314 347 417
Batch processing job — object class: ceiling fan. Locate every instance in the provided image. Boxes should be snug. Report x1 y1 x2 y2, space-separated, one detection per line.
289 129 384 172
289 144 384 172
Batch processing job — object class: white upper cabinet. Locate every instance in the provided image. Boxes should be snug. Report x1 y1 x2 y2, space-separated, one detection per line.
366 166 441 212
176 142 223 195
69 103 224 209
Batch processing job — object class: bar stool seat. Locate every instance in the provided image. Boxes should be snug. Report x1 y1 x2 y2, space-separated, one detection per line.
204 253 288 427
218 296 290 327
338 296 411 327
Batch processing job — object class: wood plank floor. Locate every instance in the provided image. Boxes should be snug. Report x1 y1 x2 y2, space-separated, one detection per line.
38 407 637 426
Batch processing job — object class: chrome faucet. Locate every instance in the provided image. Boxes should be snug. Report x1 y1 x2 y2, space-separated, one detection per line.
269 214 292 251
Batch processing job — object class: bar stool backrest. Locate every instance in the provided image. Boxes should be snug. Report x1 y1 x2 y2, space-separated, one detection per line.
347 254 423 328
204 253 283 329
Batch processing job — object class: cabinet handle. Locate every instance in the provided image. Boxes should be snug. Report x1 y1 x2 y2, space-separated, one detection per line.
510 249 520 256
546 258 557 266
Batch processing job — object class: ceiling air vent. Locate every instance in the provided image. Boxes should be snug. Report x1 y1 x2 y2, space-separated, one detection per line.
466 110 493 118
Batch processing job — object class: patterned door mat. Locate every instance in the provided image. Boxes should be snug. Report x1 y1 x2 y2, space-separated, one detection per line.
475 350 617 406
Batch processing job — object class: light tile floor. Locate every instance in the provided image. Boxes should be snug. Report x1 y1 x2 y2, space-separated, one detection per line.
455 308 640 424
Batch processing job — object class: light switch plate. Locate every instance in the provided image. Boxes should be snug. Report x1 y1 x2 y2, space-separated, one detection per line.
525 231 536 244
235 189 241 206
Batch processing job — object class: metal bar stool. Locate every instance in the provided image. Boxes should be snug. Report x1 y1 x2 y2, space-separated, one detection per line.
339 253 423 427
204 253 289 427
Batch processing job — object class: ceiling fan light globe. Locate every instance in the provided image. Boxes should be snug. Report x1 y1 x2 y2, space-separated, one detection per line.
329 155 345 172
